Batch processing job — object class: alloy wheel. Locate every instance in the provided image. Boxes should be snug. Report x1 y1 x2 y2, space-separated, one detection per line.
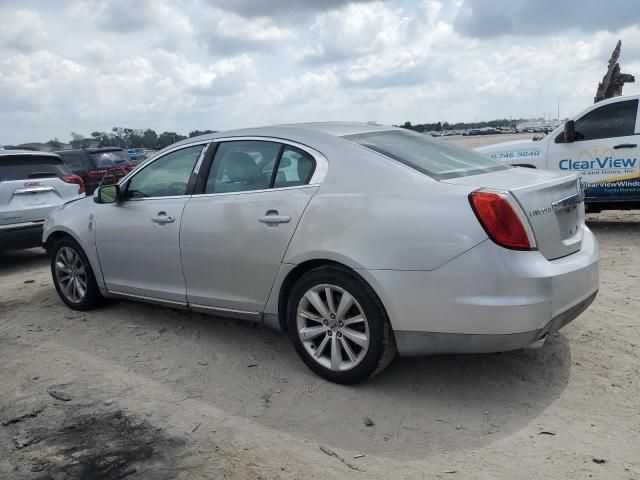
54 247 88 304
296 284 370 372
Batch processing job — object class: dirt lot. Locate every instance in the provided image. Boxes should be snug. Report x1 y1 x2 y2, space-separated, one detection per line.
1 134 639 479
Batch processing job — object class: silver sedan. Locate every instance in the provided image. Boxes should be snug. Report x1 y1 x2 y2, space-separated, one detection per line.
44 123 599 384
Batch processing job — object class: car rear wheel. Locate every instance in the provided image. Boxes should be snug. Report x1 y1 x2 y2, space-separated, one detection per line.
51 237 102 310
287 265 396 384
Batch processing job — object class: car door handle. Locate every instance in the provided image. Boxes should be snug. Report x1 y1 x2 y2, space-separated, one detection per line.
613 143 637 149
151 212 175 224
258 210 291 225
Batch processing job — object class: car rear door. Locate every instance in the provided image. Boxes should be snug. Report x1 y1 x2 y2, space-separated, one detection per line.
95 143 207 303
180 139 321 316
547 98 640 203
0 154 82 227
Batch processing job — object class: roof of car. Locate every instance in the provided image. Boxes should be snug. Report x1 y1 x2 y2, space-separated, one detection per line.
0 150 62 159
55 147 125 154
171 122 398 148
275 122 397 137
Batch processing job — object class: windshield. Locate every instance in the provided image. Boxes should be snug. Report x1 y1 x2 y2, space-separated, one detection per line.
343 130 509 180
90 150 133 168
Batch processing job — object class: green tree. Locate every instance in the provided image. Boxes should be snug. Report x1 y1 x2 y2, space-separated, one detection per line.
46 138 64 150
189 129 217 138
70 131 87 148
157 131 187 149
142 129 158 149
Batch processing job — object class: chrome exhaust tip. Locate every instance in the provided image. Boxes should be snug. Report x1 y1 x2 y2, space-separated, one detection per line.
527 334 547 349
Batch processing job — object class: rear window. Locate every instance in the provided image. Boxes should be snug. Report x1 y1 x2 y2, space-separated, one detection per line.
343 130 509 180
89 150 133 168
0 155 70 182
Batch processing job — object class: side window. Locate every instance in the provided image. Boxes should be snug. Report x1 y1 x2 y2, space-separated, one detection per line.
274 147 315 188
573 99 638 141
205 141 281 194
58 152 87 171
126 144 204 199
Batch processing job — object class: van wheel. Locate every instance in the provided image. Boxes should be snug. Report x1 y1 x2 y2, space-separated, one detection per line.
51 237 103 310
287 265 396 384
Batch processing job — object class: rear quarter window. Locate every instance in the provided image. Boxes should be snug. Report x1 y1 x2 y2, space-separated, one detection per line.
343 130 509 180
0 155 70 182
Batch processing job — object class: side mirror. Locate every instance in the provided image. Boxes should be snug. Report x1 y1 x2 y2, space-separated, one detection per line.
94 184 120 204
563 120 576 143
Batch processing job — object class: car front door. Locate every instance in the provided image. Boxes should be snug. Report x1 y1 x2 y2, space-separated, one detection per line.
547 98 640 202
180 139 321 316
95 143 207 303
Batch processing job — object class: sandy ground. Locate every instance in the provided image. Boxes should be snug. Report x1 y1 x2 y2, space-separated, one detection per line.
1 134 639 479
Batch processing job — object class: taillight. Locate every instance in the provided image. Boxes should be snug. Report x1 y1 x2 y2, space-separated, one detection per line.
469 190 536 250
60 174 85 195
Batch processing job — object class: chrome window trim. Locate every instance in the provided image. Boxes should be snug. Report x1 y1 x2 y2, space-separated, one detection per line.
117 136 328 201
206 136 328 185
190 183 319 199
125 195 190 202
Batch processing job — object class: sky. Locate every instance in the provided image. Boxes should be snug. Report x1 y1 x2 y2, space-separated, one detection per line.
1 0 640 144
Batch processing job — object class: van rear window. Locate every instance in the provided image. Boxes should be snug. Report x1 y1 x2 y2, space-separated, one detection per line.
343 130 509 180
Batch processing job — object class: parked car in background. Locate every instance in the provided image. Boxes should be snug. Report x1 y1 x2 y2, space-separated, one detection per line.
55 148 135 194
1 151 84 251
43 123 598 384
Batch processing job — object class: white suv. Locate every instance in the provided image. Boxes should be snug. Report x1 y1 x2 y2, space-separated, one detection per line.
0 150 85 252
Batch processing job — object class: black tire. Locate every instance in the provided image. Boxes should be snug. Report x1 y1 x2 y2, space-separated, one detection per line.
286 265 396 384
50 236 103 311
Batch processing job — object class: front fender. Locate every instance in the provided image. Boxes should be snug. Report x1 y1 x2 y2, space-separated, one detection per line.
43 198 106 291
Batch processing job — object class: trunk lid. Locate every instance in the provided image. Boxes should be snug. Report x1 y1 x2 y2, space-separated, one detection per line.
444 167 584 260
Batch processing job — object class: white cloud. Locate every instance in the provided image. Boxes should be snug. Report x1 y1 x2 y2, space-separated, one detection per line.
0 0 639 144
255 69 340 107
197 8 296 54
83 40 113 64
0 9 47 52
92 0 192 35
301 2 411 63
202 0 376 18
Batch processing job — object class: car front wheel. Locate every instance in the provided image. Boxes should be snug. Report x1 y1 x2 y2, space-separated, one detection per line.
51 237 103 310
287 265 396 384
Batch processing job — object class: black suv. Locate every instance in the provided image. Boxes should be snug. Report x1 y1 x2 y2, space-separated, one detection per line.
55 148 135 194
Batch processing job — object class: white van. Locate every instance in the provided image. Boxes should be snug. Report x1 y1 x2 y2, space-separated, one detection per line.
476 95 639 212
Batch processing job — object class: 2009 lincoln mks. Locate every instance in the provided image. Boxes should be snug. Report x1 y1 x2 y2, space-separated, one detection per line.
44 123 599 384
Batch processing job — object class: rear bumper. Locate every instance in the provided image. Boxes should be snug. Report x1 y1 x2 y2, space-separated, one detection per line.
360 228 599 356
394 290 597 355
0 222 44 250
